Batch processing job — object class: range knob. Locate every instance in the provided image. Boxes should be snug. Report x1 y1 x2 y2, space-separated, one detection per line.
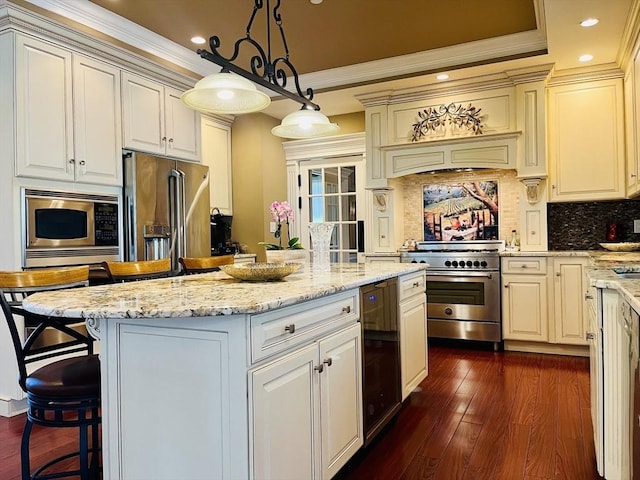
459 262 465 268
411 260 417 263
466 261 473 267
480 260 488 267
419 260 426 263
473 261 480 267
444 260 452 267
451 261 458 267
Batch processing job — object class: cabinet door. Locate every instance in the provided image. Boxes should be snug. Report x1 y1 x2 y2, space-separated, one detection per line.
548 79 625 201
250 344 320 480
72 55 122 185
202 116 233 214
502 274 548 341
399 293 428 400
552 259 588 345
318 324 363 480
165 87 200 161
15 35 74 181
122 72 165 155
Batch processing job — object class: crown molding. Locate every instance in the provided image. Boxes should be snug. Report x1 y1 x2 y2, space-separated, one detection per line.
22 0 548 96
283 133 365 162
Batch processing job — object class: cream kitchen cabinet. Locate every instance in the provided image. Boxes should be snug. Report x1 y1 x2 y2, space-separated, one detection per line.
501 257 549 342
398 270 428 400
250 323 363 480
14 35 122 186
122 71 200 161
550 257 589 345
201 115 233 215
547 78 625 202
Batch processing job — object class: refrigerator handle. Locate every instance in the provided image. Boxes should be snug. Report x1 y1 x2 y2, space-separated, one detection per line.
168 169 185 272
178 169 187 262
126 195 135 261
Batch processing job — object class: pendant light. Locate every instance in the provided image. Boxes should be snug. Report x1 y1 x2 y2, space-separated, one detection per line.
182 0 339 139
271 108 339 139
181 71 271 114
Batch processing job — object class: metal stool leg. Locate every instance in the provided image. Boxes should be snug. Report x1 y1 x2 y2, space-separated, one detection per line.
21 418 34 480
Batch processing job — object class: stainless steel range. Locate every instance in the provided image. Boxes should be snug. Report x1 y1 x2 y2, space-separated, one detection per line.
400 240 504 348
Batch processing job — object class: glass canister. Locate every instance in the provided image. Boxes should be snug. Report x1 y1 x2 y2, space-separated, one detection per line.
308 222 335 272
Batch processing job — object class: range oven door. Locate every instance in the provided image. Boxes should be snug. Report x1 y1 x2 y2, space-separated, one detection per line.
426 271 500 323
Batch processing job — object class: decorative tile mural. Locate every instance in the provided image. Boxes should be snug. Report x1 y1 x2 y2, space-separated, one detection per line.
423 181 499 241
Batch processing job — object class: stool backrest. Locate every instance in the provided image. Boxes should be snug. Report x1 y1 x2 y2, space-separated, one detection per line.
0 266 91 391
102 258 172 282
179 255 234 274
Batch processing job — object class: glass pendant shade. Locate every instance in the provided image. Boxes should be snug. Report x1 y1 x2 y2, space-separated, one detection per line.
181 72 271 114
271 109 340 139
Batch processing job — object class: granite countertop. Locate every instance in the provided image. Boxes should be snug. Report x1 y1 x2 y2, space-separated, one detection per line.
22 263 426 320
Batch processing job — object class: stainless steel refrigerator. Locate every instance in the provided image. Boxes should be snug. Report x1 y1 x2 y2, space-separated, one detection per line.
123 150 211 272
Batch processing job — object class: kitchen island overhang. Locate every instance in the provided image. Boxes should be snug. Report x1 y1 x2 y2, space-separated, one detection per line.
22 263 427 480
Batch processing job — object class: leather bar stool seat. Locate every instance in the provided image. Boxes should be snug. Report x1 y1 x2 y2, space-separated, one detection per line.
26 354 100 398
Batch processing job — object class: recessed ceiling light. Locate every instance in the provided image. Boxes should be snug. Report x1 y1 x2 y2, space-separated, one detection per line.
191 36 206 45
579 54 594 62
436 74 449 81
310 0 323 4
580 18 599 27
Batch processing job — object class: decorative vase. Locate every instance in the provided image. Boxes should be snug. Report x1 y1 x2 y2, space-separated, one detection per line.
308 222 335 272
265 249 309 265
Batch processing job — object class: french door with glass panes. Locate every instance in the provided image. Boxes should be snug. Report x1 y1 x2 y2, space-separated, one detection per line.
300 155 364 263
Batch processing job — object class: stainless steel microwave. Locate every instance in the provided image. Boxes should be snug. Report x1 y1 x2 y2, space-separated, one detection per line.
23 188 121 268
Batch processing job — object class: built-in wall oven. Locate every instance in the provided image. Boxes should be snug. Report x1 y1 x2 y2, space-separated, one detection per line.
401 240 503 349
22 188 120 268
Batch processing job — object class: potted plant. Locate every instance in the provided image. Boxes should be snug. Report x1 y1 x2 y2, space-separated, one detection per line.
259 201 308 264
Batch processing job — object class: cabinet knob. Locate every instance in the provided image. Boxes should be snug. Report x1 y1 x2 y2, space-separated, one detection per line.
69 158 75 164
504 284 509 288
585 293 594 300
314 364 324 373
521 265 528 269
79 160 85 165
169 138 174 143
413 282 420 287
341 306 351 314
161 136 167 142
585 332 595 340
284 324 296 334
323 358 333 367
556 272 561 277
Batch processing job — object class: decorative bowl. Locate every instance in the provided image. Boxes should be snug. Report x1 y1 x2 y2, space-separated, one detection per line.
599 242 640 252
219 262 302 282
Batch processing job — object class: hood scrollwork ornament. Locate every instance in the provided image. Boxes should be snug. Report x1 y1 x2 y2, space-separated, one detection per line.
411 102 484 142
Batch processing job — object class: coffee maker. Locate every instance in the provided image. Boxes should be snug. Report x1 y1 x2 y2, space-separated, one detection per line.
210 208 235 255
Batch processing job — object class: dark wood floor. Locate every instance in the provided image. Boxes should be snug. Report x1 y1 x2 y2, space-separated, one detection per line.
338 341 603 480
0 342 601 480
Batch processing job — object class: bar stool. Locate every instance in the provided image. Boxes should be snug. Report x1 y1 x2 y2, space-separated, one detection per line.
178 255 234 274
101 258 172 282
0 266 100 480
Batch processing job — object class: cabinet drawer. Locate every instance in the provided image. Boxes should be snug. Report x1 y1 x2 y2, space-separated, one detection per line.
250 289 359 363
501 257 546 274
398 271 426 302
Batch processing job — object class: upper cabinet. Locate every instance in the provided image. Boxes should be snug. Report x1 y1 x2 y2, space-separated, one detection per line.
547 78 625 202
201 116 233 215
13 34 122 186
122 72 200 162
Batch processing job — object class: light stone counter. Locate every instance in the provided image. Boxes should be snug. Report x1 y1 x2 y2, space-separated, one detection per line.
22 262 426 319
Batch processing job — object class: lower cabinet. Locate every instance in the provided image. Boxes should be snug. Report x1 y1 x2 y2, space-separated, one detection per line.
250 323 363 480
501 255 589 352
398 271 428 400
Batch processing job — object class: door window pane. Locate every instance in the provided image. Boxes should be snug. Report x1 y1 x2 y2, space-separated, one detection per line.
341 166 356 193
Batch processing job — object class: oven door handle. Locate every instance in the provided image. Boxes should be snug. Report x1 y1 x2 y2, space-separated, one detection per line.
427 271 497 279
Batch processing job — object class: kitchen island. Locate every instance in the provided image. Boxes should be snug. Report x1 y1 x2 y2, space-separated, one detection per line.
22 262 427 480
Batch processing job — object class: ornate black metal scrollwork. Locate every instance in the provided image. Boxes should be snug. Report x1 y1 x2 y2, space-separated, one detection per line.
411 103 484 141
197 0 318 111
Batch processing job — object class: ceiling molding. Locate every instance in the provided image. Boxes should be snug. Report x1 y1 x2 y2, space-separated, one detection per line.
23 0 548 96
283 133 365 162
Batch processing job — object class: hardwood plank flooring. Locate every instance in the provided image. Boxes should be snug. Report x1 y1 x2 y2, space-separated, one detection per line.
0 342 602 480
338 341 603 480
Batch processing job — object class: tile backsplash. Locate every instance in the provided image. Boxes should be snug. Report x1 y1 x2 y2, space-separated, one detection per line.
548 200 640 250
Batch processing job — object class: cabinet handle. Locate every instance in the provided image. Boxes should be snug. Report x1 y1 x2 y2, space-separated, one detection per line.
323 358 333 367
314 364 324 373
169 138 174 143
69 158 75 164
341 306 351 314
632 174 637 178
585 293 594 300
586 332 595 341
556 272 561 277
413 282 420 287
504 284 509 288
284 324 296 334
521 265 528 269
